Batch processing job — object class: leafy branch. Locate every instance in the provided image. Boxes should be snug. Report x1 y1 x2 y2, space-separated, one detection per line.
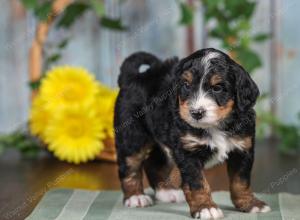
0 129 44 158
21 0 127 73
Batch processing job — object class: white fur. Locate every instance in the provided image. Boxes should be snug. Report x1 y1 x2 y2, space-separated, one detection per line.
188 51 221 128
124 194 153 208
250 205 271 213
194 208 224 219
205 128 245 169
180 129 246 169
201 52 220 71
160 144 173 159
189 91 219 128
155 189 185 203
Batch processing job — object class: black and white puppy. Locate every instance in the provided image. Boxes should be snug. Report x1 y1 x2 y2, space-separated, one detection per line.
114 48 270 219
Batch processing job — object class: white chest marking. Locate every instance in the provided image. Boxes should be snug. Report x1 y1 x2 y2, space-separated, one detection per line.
205 128 245 169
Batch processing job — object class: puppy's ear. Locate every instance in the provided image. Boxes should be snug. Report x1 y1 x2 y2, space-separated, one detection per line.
233 64 260 112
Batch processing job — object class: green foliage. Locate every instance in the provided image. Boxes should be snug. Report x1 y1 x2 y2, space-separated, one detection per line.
0 131 43 158
179 2 194 25
20 0 128 78
100 17 127 30
21 0 38 9
44 38 69 72
257 110 300 153
276 123 300 153
201 0 269 73
56 2 90 28
90 0 105 17
236 49 262 73
28 80 41 90
253 33 270 42
34 1 52 21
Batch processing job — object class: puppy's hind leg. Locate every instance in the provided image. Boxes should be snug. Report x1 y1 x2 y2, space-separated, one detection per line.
116 127 153 208
144 145 185 203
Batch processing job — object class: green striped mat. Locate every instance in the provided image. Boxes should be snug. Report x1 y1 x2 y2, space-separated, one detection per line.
26 189 300 220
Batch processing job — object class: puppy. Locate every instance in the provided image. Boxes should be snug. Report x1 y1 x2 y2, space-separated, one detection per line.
114 48 270 219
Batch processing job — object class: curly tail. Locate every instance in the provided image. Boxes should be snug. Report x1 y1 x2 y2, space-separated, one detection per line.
118 52 161 88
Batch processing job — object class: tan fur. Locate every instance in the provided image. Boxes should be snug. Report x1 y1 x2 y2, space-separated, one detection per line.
215 99 234 120
229 175 266 212
122 172 143 198
157 164 182 189
229 136 252 150
181 134 209 151
179 98 190 122
122 146 152 199
183 174 216 216
210 74 222 85
182 71 193 83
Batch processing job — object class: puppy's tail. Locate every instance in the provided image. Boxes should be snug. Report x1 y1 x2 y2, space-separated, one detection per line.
118 52 161 88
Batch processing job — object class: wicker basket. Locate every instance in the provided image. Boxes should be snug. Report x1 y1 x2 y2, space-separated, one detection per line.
28 0 117 162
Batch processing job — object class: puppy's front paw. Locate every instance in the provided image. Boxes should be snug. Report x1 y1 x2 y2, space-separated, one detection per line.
155 189 185 203
124 194 153 208
249 205 271 213
235 197 271 213
193 207 224 219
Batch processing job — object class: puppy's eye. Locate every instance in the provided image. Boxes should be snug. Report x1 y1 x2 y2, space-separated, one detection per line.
183 81 191 90
212 85 223 93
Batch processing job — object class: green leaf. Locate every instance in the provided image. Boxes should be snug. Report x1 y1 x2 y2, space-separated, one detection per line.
253 33 270 42
178 2 194 25
236 49 262 72
100 17 127 30
276 124 300 151
21 0 38 9
90 0 105 17
57 2 90 28
0 131 43 158
243 2 256 19
34 1 52 21
202 0 219 13
28 80 41 90
58 38 69 49
46 53 62 64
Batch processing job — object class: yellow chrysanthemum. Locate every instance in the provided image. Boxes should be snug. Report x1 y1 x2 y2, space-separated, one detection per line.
29 94 49 140
40 66 99 111
45 106 105 164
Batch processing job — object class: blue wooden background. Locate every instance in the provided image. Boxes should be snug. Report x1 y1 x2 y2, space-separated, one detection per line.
0 0 299 133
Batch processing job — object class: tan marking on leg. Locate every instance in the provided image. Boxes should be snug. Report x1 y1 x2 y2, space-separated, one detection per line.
122 172 143 199
145 144 182 190
210 74 222 86
181 134 209 151
183 174 217 216
215 99 234 120
182 71 193 83
122 146 152 199
230 175 266 212
157 164 181 189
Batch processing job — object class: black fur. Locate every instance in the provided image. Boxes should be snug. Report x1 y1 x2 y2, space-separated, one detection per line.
114 48 261 215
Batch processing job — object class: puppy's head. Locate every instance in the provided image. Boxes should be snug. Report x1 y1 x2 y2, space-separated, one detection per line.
176 48 259 128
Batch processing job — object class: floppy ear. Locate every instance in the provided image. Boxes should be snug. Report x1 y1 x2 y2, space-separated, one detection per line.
233 64 260 112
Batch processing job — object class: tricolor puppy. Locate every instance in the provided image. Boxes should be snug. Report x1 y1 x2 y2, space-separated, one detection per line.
114 48 270 219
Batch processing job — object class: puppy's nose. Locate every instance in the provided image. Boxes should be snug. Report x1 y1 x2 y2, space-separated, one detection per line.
190 108 206 120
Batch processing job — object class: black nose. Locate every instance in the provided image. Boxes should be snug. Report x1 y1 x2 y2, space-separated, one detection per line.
190 108 206 120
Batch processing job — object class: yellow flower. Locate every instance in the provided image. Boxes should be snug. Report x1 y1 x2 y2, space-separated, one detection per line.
96 88 118 138
45 105 105 164
29 94 49 140
40 66 99 111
